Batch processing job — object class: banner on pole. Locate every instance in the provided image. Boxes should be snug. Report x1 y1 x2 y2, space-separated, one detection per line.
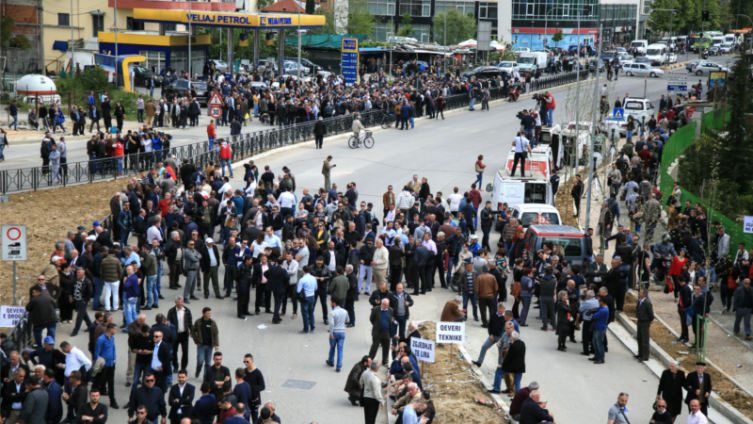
0 306 26 327
436 322 466 344
410 338 436 363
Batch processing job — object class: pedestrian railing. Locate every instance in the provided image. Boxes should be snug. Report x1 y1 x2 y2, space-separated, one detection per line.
2 312 33 353
0 69 589 195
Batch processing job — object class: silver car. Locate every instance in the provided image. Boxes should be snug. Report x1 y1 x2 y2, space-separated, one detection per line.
623 63 664 78
497 61 519 74
691 61 728 76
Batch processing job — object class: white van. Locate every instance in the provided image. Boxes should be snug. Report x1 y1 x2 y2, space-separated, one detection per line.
630 40 649 55
511 204 562 229
505 145 554 179
517 52 548 73
712 37 724 46
645 44 669 66
489 170 553 211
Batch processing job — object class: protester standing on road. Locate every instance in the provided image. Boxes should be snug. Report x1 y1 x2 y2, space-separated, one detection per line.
322 156 335 191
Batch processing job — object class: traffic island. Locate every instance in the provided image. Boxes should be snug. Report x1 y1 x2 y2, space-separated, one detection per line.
417 321 508 424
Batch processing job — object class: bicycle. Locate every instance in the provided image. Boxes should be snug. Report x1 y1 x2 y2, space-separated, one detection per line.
381 111 396 129
348 131 374 149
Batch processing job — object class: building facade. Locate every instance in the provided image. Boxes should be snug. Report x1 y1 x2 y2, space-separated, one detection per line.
12 0 236 75
365 0 645 49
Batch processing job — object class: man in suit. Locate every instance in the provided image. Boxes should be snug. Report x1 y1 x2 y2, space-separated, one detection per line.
585 254 608 289
199 238 221 299
1 367 28 423
369 298 394 366
690 284 708 349
412 240 429 295
685 362 712 417
151 331 173 393
635 287 654 361
168 370 195 424
149 315 176 374
388 283 414 342
167 297 193 371
264 257 290 324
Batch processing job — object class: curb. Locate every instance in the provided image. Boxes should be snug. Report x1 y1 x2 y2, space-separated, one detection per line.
615 311 753 424
661 62 691 71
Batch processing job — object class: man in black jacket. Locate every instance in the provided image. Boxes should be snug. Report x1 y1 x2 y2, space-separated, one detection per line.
198 238 221 299
518 390 554 424
71 268 94 336
344 265 359 327
127 373 167 423
264 258 290 324
311 257 333 325
62 371 87 423
313 116 326 149
168 371 194 424
571 174 584 217
167 297 193 371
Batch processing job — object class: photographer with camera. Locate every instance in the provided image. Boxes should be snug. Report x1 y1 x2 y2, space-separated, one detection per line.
518 110 535 145
543 91 556 126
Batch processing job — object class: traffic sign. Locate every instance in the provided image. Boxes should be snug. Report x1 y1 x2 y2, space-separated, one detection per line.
670 75 688 81
2 225 27 261
208 91 224 107
613 108 624 119
209 106 222 119
667 84 687 92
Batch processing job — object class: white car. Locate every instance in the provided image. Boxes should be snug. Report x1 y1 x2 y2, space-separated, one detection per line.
210 60 229 73
283 61 311 76
617 52 634 66
513 47 530 57
497 61 519 74
599 114 628 136
623 63 664 77
719 43 733 54
668 53 678 64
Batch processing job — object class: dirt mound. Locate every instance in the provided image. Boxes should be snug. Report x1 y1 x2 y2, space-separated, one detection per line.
0 178 127 309
418 322 508 424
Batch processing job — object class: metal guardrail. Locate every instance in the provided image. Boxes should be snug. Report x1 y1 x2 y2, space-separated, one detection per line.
2 312 33 353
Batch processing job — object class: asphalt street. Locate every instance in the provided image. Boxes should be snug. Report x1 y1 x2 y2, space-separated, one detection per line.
41 54 740 424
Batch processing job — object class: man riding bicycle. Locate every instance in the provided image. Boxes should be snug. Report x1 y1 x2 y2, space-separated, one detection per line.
352 113 366 146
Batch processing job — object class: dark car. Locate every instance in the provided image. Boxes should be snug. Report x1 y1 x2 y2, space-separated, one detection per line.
163 79 208 105
133 67 162 88
588 59 605 73
461 66 503 80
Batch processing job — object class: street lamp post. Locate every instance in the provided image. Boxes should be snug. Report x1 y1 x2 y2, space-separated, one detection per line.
298 3 302 80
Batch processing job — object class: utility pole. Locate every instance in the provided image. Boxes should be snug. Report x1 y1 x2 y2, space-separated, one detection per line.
114 0 118 85
297 3 302 81
70 0 74 75
188 0 192 79
585 24 603 236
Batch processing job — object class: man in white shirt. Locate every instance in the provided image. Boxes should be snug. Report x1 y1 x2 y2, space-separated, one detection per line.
686 400 708 424
146 217 164 245
448 187 463 216
279 188 296 218
61 341 93 378
510 132 532 178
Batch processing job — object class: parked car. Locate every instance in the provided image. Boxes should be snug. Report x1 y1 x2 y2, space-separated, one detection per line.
283 61 311 76
284 57 323 74
162 79 208 105
209 60 229 73
668 53 678 64
707 46 721 56
719 44 733 54
497 61 519 74
623 63 664 78
461 66 503 80
686 60 701 72
133 67 162 88
523 225 589 267
588 59 605 73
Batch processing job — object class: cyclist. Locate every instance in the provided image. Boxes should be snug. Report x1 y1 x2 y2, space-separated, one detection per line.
352 113 366 146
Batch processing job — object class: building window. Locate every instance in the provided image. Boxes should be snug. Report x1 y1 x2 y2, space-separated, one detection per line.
512 0 599 21
140 51 166 73
479 3 497 19
368 0 395 16
399 0 430 16
399 23 430 40
435 1 474 17
164 24 177 31
127 17 145 31
562 4 569 16
372 22 390 41
526 3 534 15
92 15 104 36
58 13 70 26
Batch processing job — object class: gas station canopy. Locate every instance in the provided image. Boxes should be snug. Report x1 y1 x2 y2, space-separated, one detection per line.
133 9 325 29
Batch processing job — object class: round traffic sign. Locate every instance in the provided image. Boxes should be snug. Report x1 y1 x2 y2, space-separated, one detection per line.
209 106 222 119
6 227 21 241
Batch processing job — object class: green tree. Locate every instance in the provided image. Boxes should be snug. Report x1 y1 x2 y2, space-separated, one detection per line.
551 30 564 43
0 16 33 55
310 8 337 34
397 13 414 37
431 9 477 45
648 0 720 33
727 0 753 31
345 0 376 35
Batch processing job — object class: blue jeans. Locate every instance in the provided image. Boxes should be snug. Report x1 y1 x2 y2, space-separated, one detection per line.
462 292 478 319
473 172 483 187
124 298 138 326
470 98 476 110
328 332 345 370
0 144 5 160
196 345 213 376
156 264 163 297
208 137 215 151
92 277 104 309
32 321 57 346
221 159 233 177
476 335 500 364
734 308 752 335
146 275 159 307
547 108 555 126
446 256 456 283
493 369 521 392
626 130 634 143
395 316 406 339
302 296 316 332
119 229 130 250
90 154 98 174
410 117 414 128
593 330 606 362
10 115 18 130
253 103 259 117
116 157 123 174
132 362 149 393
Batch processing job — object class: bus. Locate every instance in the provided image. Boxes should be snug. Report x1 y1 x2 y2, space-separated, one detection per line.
690 34 712 52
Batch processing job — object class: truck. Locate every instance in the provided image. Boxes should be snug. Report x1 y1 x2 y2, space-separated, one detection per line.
486 147 555 211
517 52 548 73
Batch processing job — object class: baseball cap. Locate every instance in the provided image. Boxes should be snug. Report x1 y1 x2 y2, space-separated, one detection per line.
93 221 100 227
44 336 55 344
77 226 86 231
205 238 214 244
166 172 171 177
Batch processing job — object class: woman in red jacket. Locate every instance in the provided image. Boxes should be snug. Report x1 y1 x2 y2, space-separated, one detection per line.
668 248 688 295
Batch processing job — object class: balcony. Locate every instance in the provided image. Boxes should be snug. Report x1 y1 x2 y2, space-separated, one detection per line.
107 0 236 12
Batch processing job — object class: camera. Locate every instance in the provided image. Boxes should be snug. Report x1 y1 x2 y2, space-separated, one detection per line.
516 110 527 120
532 93 544 101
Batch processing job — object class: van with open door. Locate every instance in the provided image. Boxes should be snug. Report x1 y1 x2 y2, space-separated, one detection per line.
487 168 553 212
